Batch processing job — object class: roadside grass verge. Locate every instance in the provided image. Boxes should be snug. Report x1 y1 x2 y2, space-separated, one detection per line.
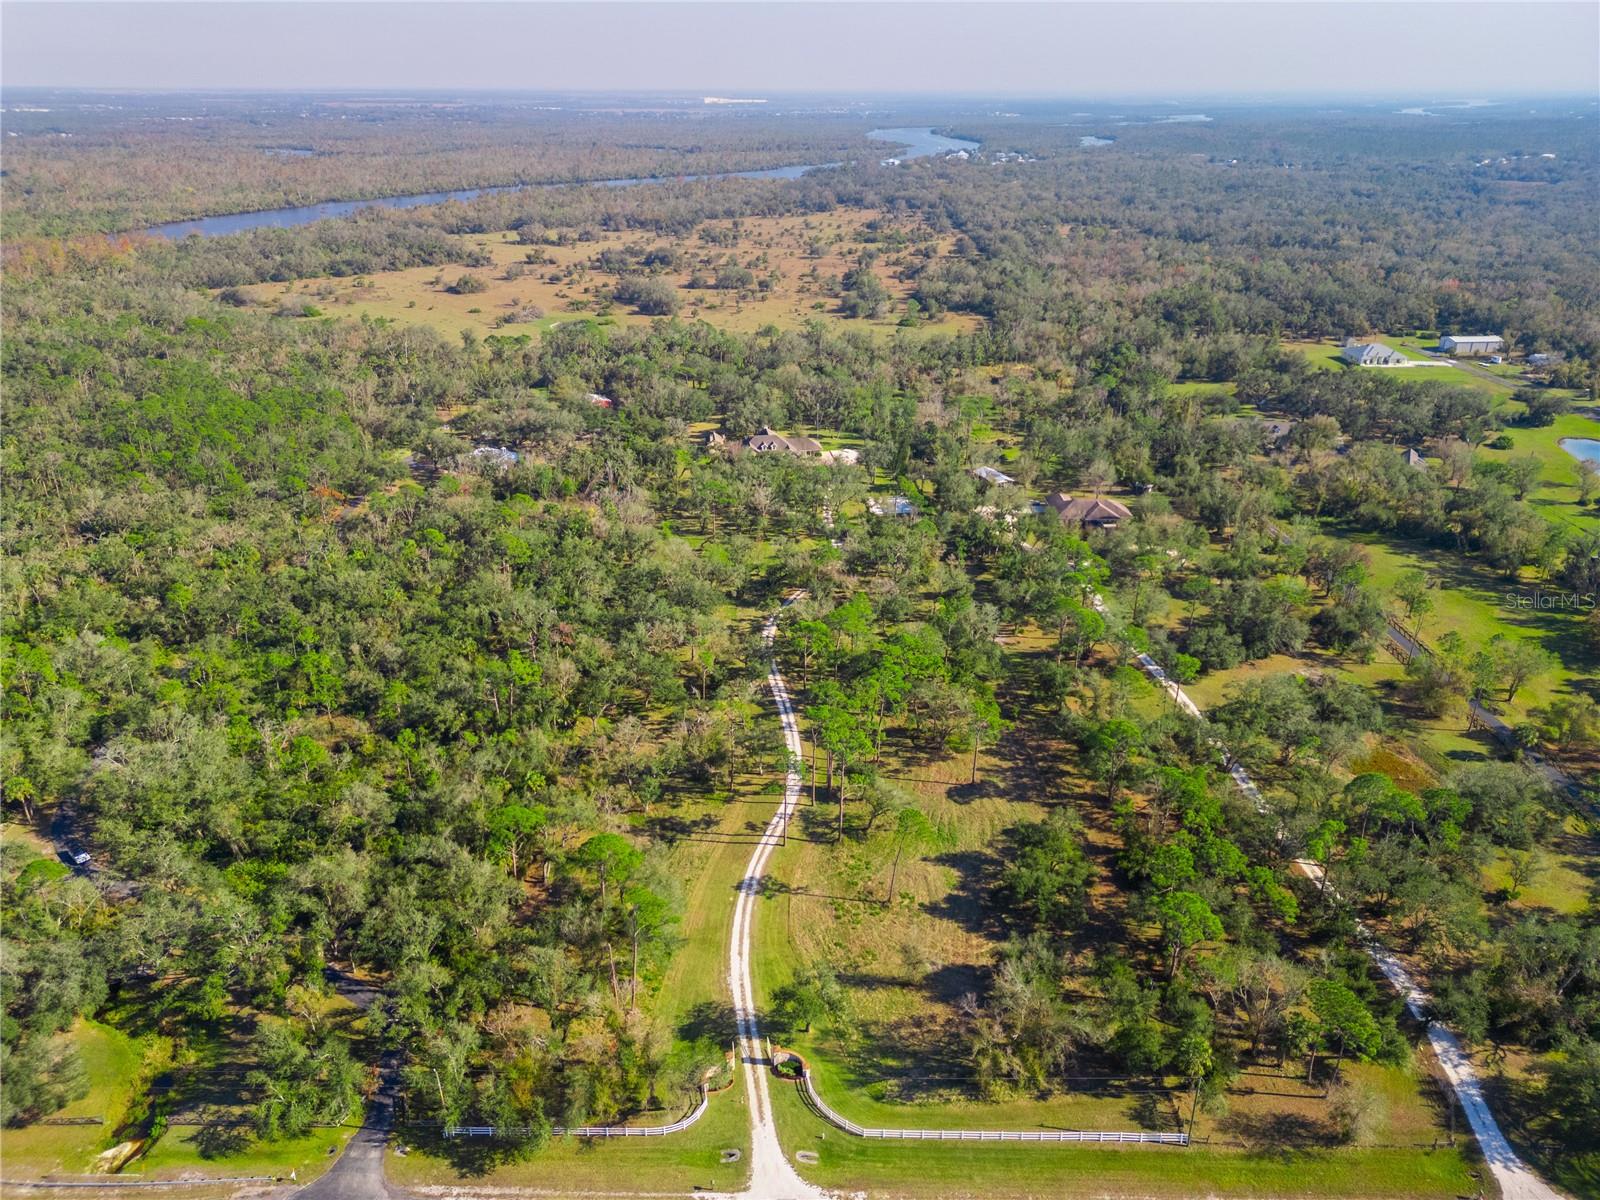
639 762 789 1054
767 1064 1480 1199
384 1079 751 1194
131 1125 351 1182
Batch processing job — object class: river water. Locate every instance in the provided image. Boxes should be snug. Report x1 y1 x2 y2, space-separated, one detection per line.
140 127 980 240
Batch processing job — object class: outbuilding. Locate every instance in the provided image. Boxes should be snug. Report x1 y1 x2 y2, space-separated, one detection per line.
1440 334 1504 356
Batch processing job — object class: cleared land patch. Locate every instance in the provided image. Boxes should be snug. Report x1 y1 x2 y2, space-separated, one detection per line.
228 210 981 340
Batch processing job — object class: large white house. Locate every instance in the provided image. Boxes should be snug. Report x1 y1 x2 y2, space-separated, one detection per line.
1440 334 1504 356
1341 341 1406 366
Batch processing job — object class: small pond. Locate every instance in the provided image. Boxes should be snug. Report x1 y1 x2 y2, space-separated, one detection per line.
1559 438 1600 465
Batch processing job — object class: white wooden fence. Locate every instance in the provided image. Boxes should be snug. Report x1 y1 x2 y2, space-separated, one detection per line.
797 1067 1188 1146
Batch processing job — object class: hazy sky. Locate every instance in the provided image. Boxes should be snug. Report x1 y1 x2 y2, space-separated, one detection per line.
4 1 1597 96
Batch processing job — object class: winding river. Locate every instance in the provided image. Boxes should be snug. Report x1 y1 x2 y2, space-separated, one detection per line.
140 127 979 240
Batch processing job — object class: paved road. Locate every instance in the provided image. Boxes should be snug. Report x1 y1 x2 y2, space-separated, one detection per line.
726 596 828 1200
293 1053 401 1200
1111 602 1564 1200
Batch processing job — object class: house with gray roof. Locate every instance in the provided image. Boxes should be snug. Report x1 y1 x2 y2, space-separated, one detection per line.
743 427 823 455
1341 341 1407 367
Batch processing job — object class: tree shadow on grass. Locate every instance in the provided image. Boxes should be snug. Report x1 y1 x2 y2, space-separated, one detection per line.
922 962 986 1008
190 1122 254 1159
919 848 1005 939
676 1000 736 1048
759 877 879 907
638 809 724 844
943 777 1006 805
788 800 842 844
400 1128 520 1177
1129 1091 1179 1132
1217 1110 1338 1159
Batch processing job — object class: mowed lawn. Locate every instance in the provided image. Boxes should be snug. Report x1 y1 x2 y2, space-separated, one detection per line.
1345 530 1593 718
132 1125 351 1183
1280 336 1505 394
1477 403 1600 533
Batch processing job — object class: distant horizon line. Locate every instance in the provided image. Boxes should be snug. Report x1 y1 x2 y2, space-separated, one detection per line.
4 85 1596 102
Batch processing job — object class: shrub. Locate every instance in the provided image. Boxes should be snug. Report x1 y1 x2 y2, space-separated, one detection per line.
612 275 680 317
1326 1078 1386 1146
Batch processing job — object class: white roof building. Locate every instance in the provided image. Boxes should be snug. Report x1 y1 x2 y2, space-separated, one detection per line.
973 466 1016 486
1440 334 1504 355
868 496 917 517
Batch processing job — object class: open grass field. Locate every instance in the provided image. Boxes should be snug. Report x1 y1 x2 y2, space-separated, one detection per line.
228 210 982 341
1478 403 1600 534
748 712 1084 1100
1281 336 1508 395
1345 530 1593 715
1482 814 1600 916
